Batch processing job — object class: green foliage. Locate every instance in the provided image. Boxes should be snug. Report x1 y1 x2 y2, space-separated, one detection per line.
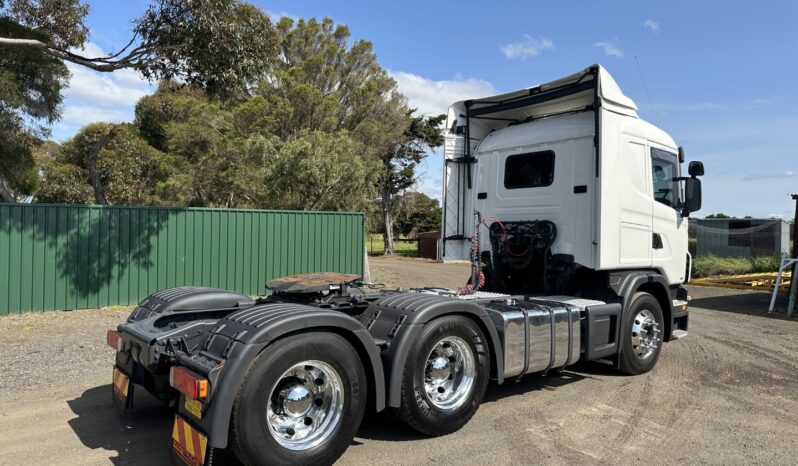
1 1 278 201
269 131 372 211
705 213 732 219
21 11 439 241
134 81 207 152
395 191 441 236
0 16 69 199
133 0 278 96
691 255 780 278
35 158 92 203
36 123 173 205
3 0 89 48
244 17 407 143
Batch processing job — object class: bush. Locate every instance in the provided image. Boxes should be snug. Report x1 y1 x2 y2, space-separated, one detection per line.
691 256 780 279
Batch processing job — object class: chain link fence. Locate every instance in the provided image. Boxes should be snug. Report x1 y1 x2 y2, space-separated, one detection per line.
689 219 793 258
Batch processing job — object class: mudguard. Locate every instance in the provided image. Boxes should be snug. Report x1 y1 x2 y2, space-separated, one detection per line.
358 292 504 408
127 286 253 322
608 271 675 342
115 286 256 404
178 303 385 449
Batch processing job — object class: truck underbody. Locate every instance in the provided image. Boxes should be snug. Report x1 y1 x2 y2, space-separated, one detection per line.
111 267 688 466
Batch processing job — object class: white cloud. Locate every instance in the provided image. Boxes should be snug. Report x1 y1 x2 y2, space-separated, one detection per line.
59 106 131 129
389 71 497 116
64 63 152 107
742 170 798 181
595 40 624 58
643 19 659 32
499 35 554 60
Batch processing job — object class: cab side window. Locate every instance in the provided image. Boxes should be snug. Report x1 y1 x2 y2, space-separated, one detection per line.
650 147 680 209
504 150 555 189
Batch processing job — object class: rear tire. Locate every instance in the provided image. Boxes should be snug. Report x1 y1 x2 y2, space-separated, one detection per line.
393 316 490 436
618 292 664 375
230 332 367 466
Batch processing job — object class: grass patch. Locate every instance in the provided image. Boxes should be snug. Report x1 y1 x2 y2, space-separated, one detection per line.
366 234 418 257
692 255 780 278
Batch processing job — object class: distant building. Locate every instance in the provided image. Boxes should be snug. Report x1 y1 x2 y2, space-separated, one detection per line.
693 218 793 258
416 231 441 260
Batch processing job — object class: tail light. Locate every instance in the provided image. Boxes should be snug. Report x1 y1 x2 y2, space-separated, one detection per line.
107 330 123 351
170 366 209 400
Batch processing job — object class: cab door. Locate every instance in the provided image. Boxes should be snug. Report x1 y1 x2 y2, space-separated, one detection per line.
617 139 653 266
649 144 688 283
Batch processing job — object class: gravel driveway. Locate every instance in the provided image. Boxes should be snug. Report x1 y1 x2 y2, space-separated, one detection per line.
1 257 796 465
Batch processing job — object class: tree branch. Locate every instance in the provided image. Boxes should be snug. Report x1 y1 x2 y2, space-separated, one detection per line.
0 36 152 72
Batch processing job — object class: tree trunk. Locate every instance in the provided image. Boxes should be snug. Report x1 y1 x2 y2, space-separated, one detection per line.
85 127 117 205
0 176 16 203
381 184 395 255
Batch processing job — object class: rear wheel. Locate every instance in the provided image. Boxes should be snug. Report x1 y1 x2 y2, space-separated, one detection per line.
619 292 664 375
393 316 490 436
230 332 367 466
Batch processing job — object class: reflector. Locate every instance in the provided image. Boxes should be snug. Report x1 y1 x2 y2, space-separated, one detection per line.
106 330 123 352
170 366 208 400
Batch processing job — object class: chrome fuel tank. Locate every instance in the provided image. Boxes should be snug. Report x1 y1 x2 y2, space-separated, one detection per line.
485 299 581 379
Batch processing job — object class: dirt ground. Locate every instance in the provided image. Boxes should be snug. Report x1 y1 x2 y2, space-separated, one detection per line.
1 256 797 465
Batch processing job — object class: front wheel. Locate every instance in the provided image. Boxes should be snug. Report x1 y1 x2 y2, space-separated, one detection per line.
393 315 490 436
618 292 664 375
230 332 367 466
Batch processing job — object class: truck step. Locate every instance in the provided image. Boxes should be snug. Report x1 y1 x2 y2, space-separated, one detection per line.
671 329 688 339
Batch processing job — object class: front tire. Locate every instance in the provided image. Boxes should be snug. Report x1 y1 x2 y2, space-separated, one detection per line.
393 316 490 436
618 292 664 375
230 332 367 466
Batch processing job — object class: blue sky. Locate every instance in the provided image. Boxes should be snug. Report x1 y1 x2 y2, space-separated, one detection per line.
55 1 798 218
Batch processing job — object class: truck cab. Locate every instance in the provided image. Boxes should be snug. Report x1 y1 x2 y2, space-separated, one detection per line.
442 64 701 326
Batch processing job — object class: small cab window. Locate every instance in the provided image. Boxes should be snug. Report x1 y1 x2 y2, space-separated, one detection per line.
504 151 555 189
650 147 680 209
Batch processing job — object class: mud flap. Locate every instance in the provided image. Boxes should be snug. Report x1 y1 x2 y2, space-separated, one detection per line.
112 366 134 410
171 415 209 466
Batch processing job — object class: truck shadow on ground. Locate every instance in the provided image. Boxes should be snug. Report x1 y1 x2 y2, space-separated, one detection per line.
689 289 795 320
67 385 174 465
356 368 595 442
66 368 600 464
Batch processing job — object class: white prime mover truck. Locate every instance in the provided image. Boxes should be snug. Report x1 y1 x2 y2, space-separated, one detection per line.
107 64 703 466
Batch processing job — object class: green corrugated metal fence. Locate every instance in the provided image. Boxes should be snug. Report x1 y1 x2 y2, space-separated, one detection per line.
0 204 364 314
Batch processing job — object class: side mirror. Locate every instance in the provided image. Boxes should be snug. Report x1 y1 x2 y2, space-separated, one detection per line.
688 160 704 177
678 146 685 163
682 177 702 216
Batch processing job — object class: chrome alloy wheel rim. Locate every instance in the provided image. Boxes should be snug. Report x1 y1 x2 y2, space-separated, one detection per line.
266 360 344 451
423 336 476 410
630 309 661 360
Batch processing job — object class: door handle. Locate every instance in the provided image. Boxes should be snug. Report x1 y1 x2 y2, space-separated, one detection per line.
652 233 663 249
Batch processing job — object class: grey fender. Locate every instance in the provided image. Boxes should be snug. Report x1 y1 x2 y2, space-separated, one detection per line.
361 293 504 408
608 270 675 344
186 303 385 449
